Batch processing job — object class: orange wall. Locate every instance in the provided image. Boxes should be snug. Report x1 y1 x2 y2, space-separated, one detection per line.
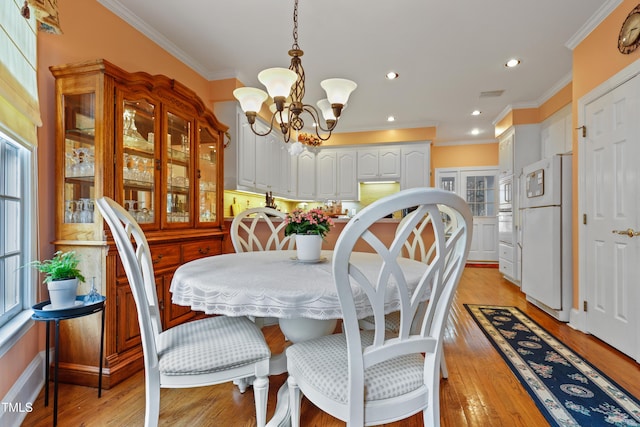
570 0 640 307
0 0 217 400
431 142 499 184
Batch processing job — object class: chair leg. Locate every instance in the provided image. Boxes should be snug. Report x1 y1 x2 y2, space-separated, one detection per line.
144 374 160 427
253 375 269 427
440 354 448 379
287 375 302 427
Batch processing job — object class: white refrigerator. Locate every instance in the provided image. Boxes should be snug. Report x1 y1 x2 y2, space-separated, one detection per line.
520 154 572 321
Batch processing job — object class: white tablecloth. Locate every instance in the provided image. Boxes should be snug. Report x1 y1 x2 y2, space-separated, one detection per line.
170 250 428 320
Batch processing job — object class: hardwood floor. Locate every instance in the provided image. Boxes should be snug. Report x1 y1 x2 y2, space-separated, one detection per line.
22 267 640 426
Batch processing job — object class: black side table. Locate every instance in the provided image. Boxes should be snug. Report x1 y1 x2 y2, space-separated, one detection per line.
32 295 106 426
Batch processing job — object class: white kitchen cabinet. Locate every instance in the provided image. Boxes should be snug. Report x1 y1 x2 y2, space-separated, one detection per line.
498 131 513 177
255 131 281 193
215 101 287 195
278 145 297 198
237 118 257 189
357 147 400 180
336 150 358 200
497 124 541 284
316 149 358 201
541 104 572 158
316 150 337 200
400 144 430 189
297 150 316 199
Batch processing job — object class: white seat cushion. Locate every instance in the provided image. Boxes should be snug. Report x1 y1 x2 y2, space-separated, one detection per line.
286 330 424 404
157 315 271 376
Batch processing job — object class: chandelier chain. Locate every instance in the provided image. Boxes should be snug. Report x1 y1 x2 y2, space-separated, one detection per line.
292 0 299 50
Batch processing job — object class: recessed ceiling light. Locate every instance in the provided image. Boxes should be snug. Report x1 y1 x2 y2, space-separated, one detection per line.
471 128 480 136
505 58 521 68
471 110 481 116
385 71 399 80
387 116 396 122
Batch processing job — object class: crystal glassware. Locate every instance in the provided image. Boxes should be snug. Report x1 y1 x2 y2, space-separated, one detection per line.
84 277 101 304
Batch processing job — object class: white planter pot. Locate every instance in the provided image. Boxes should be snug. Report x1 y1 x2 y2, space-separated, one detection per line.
295 234 323 262
48 278 79 309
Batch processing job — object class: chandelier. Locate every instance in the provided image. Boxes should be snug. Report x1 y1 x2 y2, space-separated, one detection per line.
233 0 357 145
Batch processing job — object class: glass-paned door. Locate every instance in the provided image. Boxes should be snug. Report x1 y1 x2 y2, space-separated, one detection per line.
63 93 96 225
462 173 496 217
121 98 157 225
197 124 218 224
166 112 191 225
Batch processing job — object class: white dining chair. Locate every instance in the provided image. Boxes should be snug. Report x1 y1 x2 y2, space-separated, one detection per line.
96 197 271 427
285 188 472 426
359 204 458 378
230 207 295 253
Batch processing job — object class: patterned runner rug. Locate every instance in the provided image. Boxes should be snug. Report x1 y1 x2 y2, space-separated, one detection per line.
465 304 640 426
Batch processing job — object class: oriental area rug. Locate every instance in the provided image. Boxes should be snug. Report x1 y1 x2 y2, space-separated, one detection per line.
465 304 640 427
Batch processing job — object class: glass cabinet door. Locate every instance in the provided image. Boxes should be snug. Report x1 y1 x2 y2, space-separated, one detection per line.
63 93 96 225
166 112 191 225
121 98 157 225
196 125 218 225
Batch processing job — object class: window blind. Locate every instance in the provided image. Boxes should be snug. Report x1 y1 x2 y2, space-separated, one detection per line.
0 0 41 145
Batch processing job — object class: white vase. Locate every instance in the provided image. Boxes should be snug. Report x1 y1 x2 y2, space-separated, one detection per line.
48 278 79 309
295 234 323 261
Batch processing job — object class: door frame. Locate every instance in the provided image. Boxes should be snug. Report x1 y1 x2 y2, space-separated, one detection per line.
575 59 640 332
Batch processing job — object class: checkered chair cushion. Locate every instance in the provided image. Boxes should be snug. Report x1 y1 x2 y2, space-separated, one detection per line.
286 330 424 404
158 315 271 376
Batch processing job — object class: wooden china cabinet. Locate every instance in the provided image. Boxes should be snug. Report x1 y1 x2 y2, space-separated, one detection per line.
50 59 227 388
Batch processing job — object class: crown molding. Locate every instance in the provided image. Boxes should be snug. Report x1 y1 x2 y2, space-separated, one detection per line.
565 0 623 50
97 0 211 78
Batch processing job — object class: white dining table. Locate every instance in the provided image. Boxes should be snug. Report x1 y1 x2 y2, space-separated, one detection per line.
170 249 428 426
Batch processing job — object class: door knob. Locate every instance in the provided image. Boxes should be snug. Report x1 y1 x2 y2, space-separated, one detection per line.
611 228 640 238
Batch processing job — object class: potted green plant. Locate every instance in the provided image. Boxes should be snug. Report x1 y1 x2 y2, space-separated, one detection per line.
30 250 85 309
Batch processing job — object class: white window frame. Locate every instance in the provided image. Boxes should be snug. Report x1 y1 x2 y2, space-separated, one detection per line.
0 128 37 356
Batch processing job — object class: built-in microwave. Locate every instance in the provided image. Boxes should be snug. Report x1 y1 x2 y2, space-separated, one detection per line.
499 175 513 211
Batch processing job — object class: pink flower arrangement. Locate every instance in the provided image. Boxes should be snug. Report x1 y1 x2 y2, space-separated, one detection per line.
284 208 334 238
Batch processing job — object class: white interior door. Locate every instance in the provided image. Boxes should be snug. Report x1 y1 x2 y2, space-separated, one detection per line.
583 74 640 359
461 170 498 262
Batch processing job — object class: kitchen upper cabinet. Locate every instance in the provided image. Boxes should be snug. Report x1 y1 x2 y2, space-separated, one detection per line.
316 149 358 201
357 147 401 180
278 145 297 198
297 150 316 199
255 130 281 193
541 104 572 158
216 102 287 195
498 131 514 177
498 124 540 179
400 144 431 189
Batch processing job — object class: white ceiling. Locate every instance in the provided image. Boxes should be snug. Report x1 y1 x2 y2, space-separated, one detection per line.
98 0 616 144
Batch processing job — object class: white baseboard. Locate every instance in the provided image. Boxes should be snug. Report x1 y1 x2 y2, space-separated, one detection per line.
0 350 46 427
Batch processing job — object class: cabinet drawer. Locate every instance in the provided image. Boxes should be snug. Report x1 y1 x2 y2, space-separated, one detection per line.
499 258 514 277
182 239 222 262
499 243 514 260
149 244 181 270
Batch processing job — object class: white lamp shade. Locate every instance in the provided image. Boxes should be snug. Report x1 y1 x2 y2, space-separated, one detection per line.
269 103 289 124
233 87 268 113
258 68 297 99
316 99 336 121
320 78 357 105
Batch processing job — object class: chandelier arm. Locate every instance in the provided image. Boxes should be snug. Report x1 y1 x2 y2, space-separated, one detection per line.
299 105 334 141
249 116 278 137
